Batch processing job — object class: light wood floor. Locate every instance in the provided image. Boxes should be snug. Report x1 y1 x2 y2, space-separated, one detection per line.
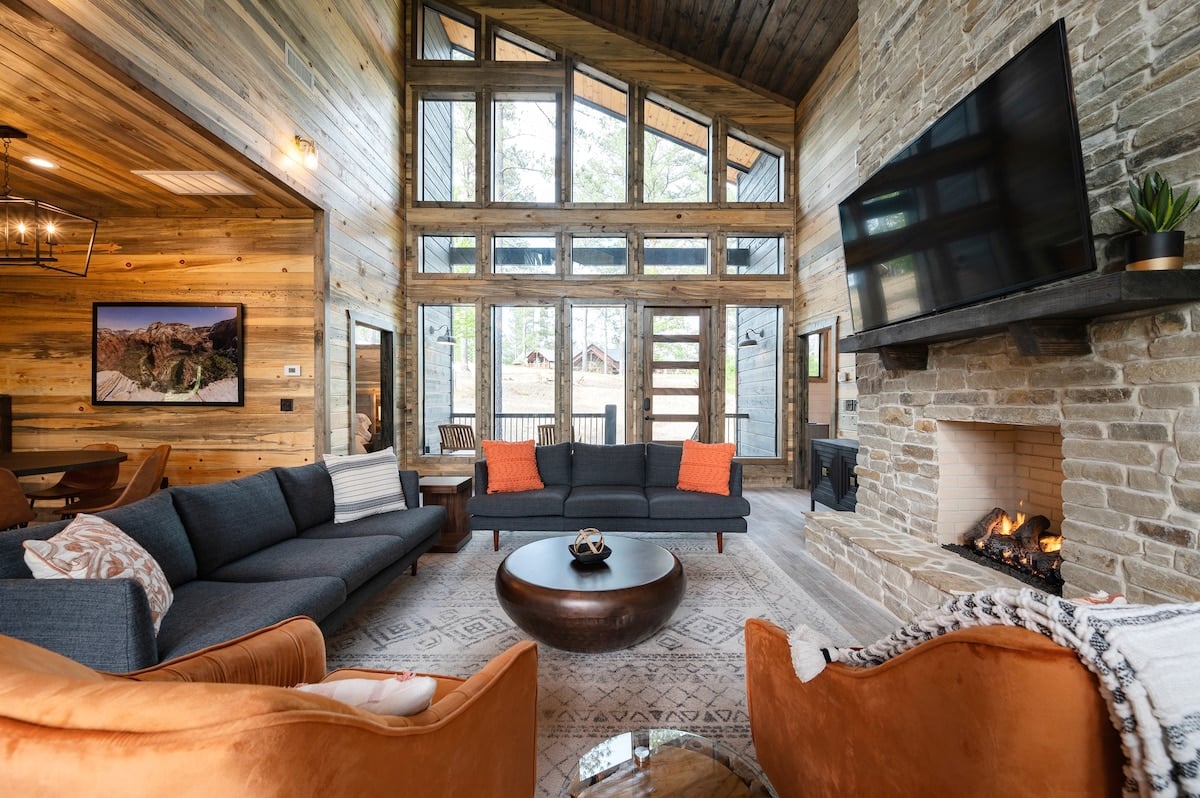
742 486 901 643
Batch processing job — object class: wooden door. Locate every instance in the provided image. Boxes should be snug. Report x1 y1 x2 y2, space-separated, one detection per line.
640 307 711 443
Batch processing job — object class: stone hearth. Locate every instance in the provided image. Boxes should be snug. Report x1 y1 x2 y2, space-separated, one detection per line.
805 307 1200 619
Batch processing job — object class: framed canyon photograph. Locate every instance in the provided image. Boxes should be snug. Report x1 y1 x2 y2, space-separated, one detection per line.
92 303 244 406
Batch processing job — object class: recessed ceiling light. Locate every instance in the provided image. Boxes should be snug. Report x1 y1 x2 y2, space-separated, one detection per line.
131 170 254 195
26 156 56 169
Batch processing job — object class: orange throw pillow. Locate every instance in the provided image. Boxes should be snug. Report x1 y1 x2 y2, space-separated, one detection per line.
676 439 735 495
482 439 545 493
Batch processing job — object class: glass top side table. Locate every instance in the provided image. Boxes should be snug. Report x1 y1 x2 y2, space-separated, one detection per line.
562 728 775 797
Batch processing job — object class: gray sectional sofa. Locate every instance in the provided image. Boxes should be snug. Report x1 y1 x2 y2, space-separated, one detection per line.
0 463 443 672
468 442 751 552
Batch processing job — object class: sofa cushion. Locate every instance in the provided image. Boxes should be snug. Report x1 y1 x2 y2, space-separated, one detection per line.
273 462 335 530
481 440 544 493
323 448 407 523
572 443 645 487
645 443 683 487
98 490 198 586
156 577 346 662
206 536 410 594
467 485 570 518
564 486 649 518
172 471 297 576
535 442 572 486
677 440 736 495
0 523 70 578
22 514 174 634
646 486 752 519
300 507 444 550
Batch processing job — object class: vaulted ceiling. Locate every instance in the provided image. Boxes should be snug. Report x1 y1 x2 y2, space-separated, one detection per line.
1 1 854 218
0 2 311 217
547 0 857 105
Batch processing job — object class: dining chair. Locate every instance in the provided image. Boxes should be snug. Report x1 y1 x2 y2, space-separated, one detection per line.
536 424 556 445
25 442 122 508
438 424 476 454
1 468 35 530
60 444 171 518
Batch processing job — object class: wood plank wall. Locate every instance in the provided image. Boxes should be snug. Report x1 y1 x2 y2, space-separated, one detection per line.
15 0 405 470
793 23 860 440
0 215 316 487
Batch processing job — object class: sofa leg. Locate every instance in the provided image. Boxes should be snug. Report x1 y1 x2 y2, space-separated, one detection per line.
411 561 418 576
717 532 724 554
494 530 500 552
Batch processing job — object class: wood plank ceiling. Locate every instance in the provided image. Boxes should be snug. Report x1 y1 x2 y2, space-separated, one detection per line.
546 0 858 105
0 2 311 217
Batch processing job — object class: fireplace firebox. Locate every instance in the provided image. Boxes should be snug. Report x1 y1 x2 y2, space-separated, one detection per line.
944 508 1064 594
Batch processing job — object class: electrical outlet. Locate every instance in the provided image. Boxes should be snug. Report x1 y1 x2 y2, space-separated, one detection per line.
284 365 301 376
280 398 294 412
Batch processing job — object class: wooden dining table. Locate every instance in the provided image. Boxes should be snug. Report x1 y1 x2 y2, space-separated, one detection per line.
0 449 128 478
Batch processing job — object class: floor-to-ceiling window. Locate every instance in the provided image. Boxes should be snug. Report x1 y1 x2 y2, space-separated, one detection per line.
492 305 556 441
408 2 793 468
420 304 477 455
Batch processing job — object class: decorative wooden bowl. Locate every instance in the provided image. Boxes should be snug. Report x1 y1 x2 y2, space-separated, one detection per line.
569 528 612 565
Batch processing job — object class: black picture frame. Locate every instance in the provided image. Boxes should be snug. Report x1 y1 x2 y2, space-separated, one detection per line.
92 302 244 406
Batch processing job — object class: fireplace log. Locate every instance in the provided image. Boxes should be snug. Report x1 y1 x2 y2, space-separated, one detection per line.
1013 515 1050 551
1031 550 1062 575
965 508 1009 545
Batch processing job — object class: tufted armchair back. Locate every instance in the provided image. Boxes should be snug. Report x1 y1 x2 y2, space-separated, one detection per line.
0 616 538 797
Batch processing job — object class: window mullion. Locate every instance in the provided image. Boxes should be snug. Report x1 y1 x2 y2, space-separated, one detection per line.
478 88 490 206
630 84 644 205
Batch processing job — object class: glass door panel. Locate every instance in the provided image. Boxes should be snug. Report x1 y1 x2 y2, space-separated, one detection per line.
640 307 710 443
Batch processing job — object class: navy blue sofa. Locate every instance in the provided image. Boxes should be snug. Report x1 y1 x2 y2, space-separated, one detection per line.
467 442 750 552
0 463 443 672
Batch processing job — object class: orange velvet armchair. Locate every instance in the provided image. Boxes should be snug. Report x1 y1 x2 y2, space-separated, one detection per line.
744 618 1125 798
0 616 538 797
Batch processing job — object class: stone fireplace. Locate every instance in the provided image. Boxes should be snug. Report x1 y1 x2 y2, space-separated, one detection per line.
804 306 1200 620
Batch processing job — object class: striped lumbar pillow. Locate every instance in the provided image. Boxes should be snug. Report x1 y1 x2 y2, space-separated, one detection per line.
323 447 407 523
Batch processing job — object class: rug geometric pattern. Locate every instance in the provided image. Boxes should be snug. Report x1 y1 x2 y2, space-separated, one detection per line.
326 531 857 797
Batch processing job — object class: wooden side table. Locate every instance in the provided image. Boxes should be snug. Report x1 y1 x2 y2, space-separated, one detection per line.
420 475 473 553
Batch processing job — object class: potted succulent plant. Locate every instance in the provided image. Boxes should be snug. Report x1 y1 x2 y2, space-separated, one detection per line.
1112 171 1198 270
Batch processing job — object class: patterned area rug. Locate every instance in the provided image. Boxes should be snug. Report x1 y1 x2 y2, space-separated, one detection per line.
326 531 856 797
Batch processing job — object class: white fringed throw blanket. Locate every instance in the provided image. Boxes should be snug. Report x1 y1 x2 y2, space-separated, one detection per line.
788 588 1200 798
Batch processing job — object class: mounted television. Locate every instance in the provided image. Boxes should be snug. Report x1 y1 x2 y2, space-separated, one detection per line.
838 19 1096 333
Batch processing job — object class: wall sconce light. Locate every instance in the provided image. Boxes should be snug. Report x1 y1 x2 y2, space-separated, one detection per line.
738 328 766 348
428 325 456 345
293 135 318 169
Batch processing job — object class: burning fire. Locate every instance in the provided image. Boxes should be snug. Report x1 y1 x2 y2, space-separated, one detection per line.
963 507 1063 588
998 512 1026 536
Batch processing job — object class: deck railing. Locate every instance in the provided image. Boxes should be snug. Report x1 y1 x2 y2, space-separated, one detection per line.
446 405 749 446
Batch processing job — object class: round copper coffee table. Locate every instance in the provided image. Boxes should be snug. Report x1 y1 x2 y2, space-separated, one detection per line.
495 535 685 652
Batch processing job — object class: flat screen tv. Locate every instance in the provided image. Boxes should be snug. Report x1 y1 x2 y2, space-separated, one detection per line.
838 19 1096 334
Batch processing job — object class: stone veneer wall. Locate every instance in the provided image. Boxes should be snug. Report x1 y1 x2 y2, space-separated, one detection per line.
800 1 1200 613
